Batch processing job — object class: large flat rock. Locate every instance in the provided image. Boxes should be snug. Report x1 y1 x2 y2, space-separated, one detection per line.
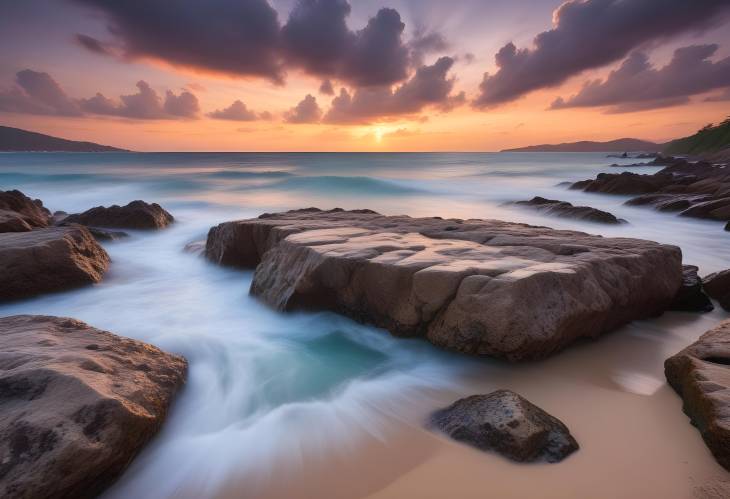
0 226 110 302
206 208 683 360
665 320 730 471
0 315 187 498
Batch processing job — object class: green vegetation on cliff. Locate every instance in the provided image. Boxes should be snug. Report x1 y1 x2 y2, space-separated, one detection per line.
664 118 730 157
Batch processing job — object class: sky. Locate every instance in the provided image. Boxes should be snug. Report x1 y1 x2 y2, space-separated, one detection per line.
1 0 730 152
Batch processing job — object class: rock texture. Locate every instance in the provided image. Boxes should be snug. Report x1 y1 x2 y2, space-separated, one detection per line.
703 269 730 311
669 265 714 313
0 227 110 302
665 320 730 471
511 196 625 224
429 390 578 462
206 208 682 360
63 200 173 230
0 315 187 498
0 190 51 233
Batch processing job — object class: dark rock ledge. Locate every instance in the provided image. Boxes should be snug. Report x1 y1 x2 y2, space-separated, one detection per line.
0 315 187 498
63 200 174 230
510 196 625 224
206 208 683 361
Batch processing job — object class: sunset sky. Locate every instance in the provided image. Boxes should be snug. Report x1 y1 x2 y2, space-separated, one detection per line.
1 0 730 152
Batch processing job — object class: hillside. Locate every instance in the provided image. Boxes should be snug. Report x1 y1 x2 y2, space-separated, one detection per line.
502 138 663 153
0 126 127 152
663 118 730 159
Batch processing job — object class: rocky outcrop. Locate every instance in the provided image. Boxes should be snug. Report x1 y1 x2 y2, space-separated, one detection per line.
63 200 173 230
665 320 730 471
429 390 578 463
0 190 51 232
206 208 682 361
669 265 714 312
0 227 109 302
0 315 187 498
702 269 730 311
511 196 625 224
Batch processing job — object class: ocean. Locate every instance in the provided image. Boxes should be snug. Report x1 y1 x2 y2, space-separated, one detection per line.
0 152 727 498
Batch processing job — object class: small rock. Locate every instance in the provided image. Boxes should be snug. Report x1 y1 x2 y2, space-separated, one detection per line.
665 320 730 471
511 196 625 224
63 200 174 229
702 269 730 311
429 390 578 463
669 265 714 312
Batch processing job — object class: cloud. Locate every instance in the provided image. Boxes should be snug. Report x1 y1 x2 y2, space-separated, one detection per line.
323 56 464 124
319 79 334 95
74 33 114 56
0 70 81 116
473 0 730 108
409 29 449 66
78 80 200 119
208 99 269 121
551 45 730 112
284 94 322 123
705 87 730 102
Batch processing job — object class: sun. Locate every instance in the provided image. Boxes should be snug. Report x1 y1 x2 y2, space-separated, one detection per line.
374 127 384 143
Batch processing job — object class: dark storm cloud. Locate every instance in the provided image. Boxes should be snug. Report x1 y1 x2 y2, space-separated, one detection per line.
284 94 322 123
319 79 335 95
550 45 730 113
474 0 730 108
72 0 414 87
323 57 464 124
409 29 449 66
208 100 267 121
0 70 81 116
74 33 114 56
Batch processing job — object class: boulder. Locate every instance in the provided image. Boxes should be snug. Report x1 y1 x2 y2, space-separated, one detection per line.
429 390 578 463
570 171 674 195
511 196 625 224
63 200 173 229
0 315 187 498
703 269 730 311
0 227 110 302
0 190 51 232
665 320 730 471
206 208 683 361
669 265 714 312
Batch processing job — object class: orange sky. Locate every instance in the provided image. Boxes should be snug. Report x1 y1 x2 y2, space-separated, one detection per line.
1 0 729 152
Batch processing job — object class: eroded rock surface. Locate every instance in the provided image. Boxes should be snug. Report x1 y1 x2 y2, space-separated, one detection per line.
669 265 714 313
511 196 624 224
0 190 51 232
0 226 109 302
63 200 173 229
206 208 682 360
703 269 730 311
0 315 187 498
429 390 578 462
665 320 730 470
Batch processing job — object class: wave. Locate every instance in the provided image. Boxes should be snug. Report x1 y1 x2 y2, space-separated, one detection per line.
203 170 294 180
269 175 426 195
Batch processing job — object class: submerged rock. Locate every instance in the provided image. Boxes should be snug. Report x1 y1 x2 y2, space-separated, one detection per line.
665 320 730 471
0 189 51 232
0 226 109 302
64 200 173 229
511 196 625 224
669 265 714 312
429 390 578 463
0 315 187 498
703 269 730 311
206 208 682 361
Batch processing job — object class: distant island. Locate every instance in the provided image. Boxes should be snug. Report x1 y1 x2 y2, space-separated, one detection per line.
0 126 128 152
502 138 664 153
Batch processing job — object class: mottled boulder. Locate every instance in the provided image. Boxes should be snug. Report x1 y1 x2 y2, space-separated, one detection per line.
0 227 109 302
64 200 173 230
511 196 625 224
0 190 51 232
703 269 730 311
0 315 187 498
429 390 578 463
665 320 730 470
206 208 682 360
669 265 714 312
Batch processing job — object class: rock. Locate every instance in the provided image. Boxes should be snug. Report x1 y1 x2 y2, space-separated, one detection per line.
0 190 51 232
511 196 625 224
694 479 730 499
0 315 187 498
57 222 129 242
669 265 714 312
63 200 173 229
0 227 110 302
570 171 676 195
206 208 683 361
665 320 730 471
429 390 578 463
702 269 730 310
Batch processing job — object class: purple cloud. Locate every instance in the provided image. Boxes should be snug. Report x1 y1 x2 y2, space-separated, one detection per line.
0 70 81 116
79 81 200 119
208 100 268 121
284 94 322 124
